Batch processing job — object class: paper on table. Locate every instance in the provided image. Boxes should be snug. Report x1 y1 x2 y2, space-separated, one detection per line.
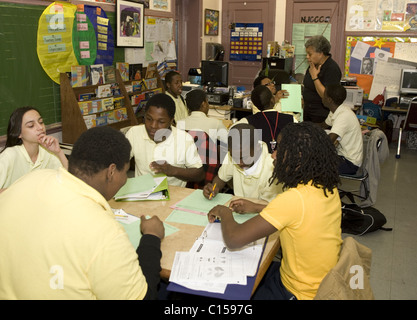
114 173 157 198
171 189 233 215
165 209 258 227
281 83 302 113
169 223 265 294
113 209 179 248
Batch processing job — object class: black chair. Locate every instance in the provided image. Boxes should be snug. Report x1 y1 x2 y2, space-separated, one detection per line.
339 132 383 204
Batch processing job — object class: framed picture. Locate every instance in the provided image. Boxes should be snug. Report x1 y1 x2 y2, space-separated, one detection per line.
150 0 171 12
205 9 219 36
116 0 145 47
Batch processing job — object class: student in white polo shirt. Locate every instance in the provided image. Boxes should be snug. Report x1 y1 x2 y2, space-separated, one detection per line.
176 89 228 147
203 123 283 202
0 107 68 192
321 84 363 174
165 71 189 123
125 93 205 187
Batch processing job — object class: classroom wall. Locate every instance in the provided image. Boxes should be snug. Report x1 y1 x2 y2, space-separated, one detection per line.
202 0 222 60
274 0 287 45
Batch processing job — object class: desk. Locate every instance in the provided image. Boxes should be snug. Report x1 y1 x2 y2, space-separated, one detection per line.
108 185 280 296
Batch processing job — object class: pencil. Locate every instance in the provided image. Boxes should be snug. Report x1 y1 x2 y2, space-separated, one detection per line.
209 183 216 200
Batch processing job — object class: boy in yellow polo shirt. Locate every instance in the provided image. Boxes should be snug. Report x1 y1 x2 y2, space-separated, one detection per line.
208 122 343 300
203 123 283 202
0 126 164 299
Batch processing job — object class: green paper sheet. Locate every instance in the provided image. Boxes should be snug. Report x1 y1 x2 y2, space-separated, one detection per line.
281 83 303 113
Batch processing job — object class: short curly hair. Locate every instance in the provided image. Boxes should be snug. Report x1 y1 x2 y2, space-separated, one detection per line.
69 126 131 176
305 35 331 56
144 93 176 119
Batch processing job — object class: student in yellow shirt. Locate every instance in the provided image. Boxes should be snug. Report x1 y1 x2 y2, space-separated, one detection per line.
126 93 205 187
165 70 189 123
0 107 68 192
0 126 164 299
203 123 283 202
208 122 343 300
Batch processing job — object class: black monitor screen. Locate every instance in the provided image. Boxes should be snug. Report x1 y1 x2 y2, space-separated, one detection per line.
400 69 417 95
201 60 229 88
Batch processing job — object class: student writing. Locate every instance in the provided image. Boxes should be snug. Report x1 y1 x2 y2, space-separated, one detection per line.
208 122 343 300
203 123 283 203
0 107 68 192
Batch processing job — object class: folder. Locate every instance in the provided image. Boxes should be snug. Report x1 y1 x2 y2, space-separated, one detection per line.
114 173 170 201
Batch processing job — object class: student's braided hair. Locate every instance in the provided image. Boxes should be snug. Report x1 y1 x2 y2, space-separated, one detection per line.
270 121 340 197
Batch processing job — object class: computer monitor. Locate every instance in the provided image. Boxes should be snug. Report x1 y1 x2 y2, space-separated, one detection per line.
400 69 417 95
206 43 225 61
201 60 229 89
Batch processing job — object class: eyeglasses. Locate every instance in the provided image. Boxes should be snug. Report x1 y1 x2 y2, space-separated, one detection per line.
264 80 276 87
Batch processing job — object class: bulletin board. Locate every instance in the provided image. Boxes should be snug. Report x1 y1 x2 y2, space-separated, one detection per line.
124 16 175 66
345 36 417 98
0 2 124 137
230 23 263 61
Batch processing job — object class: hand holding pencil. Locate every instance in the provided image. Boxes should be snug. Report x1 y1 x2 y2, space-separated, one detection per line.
203 182 218 200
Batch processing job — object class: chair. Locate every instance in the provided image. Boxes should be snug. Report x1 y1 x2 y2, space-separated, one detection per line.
185 130 221 189
396 96 417 158
339 129 388 207
314 237 374 300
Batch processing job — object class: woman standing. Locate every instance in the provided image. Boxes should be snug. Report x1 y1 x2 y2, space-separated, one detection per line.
303 35 342 123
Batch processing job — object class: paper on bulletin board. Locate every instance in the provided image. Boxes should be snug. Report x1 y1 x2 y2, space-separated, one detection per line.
369 60 415 100
126 16 174 66
292 23 331 75
394 42 417 63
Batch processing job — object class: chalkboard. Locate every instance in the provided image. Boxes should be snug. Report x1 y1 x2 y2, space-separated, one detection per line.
0 2 124 136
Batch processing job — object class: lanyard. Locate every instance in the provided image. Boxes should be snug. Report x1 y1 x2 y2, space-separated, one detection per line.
261 111 279 151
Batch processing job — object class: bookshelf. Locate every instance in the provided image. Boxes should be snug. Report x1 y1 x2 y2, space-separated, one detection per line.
60 68 165 144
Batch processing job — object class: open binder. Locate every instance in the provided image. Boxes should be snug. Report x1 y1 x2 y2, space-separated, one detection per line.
114 173 169 201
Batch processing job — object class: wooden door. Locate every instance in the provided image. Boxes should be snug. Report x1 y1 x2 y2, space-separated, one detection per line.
222 0 276 89
176 0 202 79
285 0 346 71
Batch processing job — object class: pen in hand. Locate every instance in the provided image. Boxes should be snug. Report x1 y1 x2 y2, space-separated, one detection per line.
209 183 217 200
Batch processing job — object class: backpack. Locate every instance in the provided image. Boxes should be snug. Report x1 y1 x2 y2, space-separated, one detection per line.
341 202 392 236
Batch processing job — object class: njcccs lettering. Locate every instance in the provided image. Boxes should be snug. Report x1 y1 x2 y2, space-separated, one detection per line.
208 304 253 315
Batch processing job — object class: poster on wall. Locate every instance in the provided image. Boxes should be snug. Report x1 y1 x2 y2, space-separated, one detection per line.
116 0 145 47
230 23 263 61
346 0 417 32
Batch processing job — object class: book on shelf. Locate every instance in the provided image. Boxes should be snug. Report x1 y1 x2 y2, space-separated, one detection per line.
79 93 95 101
110 83 121 96
101 97 114 110
96 115 108 126
104 66 116 83
131 93 146 106
83 114 96 129
116 62 129 82
96 84 112 98
145 61 158 79
129 63 143 80
143 78 158 90
90 64 105 85
114 173 169 201
113 96 125 109
71 65 90 87
132 80 144 92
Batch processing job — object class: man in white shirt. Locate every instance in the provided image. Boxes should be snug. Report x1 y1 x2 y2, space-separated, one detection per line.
321 84 363 174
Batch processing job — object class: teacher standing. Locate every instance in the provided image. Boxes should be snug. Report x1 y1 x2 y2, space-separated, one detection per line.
303 35 342 123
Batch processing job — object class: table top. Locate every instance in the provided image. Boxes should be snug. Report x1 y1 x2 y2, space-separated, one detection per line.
108 185 280 293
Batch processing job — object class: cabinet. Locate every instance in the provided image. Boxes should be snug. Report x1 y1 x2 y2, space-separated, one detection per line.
60 68 165 144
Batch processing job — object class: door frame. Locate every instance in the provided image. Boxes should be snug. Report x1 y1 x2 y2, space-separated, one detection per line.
285 0 347 70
